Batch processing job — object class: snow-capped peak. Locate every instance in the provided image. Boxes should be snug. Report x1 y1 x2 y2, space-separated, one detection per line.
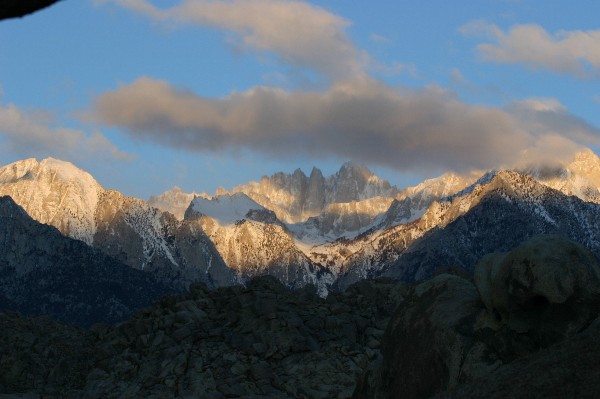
189 192 266 225
0 158 39 184
519 149 600 203
0 158 104 244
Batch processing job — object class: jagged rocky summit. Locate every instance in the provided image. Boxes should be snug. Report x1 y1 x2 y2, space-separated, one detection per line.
222 161 400 224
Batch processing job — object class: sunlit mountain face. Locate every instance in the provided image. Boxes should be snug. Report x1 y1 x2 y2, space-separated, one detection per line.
1 149 600 296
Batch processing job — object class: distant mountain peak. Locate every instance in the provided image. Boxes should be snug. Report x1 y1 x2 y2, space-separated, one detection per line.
201 162 399 224
339 160 371 173
310 166 324 178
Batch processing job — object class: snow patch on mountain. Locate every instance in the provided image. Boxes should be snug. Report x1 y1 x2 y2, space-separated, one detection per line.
188 193 267 226
289 196 394 244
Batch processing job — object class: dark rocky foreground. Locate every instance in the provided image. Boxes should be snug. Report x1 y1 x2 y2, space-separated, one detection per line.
0 277 405 398
356 235 600 399
2 235 600 398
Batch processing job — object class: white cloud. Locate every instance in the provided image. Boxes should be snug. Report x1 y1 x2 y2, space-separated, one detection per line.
514 97 566 113
369 33 390 44
90 77 600 173
461 21 600 77
97 0 366 81
0 102 132 162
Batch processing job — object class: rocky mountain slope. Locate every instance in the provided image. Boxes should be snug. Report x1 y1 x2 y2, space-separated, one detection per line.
0 158 234 290
154 162 401 236
290 196 395 243
185 194 333 295
525 148 600 203
330 170 600 289
2 149 600 294
223 162 399 224
0 196 174 326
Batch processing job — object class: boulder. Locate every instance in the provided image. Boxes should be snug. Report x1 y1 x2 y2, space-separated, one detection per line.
355 275 495 399
474 234 600 344
440 316 600 399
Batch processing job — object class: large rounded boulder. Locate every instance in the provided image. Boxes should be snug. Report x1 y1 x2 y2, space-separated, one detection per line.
474 234 600 344
354 274 497 399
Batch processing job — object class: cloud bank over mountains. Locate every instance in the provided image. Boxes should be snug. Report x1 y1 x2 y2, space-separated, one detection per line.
88 1 600 174
92 76 598 173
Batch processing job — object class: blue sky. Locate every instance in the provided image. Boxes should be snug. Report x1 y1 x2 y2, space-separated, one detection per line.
1 0 600 199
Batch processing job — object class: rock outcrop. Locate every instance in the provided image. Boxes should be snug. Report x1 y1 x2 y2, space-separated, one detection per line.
354 274 493 399
0 277 406 398
475 234 600 343
355 235 600 398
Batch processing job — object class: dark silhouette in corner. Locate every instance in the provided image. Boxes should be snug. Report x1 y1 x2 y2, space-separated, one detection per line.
0 0 63 20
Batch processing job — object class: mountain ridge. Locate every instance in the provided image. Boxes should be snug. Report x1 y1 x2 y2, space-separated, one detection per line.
0 158 235 290
1 149 600 295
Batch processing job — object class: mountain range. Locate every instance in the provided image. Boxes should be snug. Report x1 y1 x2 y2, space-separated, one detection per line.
1 149 600 317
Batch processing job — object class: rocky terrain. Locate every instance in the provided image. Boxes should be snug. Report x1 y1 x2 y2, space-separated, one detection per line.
0 277 405 398
186 193 334 295
3 151 600 295
331 170 600 289
148 186 202 221
355 235 600 398
2 235 599 398
221 162 399 225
